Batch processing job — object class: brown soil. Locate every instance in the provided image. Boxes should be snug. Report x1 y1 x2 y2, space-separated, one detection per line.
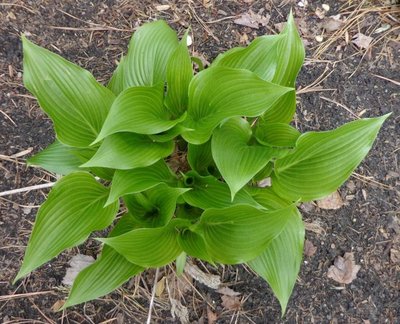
1 1 399 323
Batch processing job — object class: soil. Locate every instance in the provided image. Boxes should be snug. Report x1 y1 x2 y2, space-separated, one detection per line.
1 0 399 323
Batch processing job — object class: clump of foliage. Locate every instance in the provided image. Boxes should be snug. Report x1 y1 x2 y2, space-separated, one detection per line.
15 14 388 314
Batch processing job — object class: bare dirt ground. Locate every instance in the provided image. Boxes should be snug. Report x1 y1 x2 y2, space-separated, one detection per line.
0 0 399 323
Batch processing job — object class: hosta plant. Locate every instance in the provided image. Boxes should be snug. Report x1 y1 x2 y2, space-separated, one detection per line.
15 14 389 314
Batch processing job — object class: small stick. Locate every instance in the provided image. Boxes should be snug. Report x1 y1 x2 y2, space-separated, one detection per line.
146 267 160 324
0 182 55 197
320 96 360 119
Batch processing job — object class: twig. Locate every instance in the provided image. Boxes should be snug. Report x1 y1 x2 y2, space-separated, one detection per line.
0 182 55 197
146 267 160 324
320 96 360 119
371 74 400 86
0 291 54 301
0 2 37 14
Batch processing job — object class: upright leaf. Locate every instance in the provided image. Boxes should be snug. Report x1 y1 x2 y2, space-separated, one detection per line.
14 172 119 282
182 66 293 144
212 13 304 123
123 184 189 227
22 37 115 147
212 117 274 199
107 160 177 205
94 85 186 143
64 214 144 308
82 133 174 170
165 31 193 117
273 115 390 201
192 204 293 264
98 220 184 267
107 20 179 93
248 188 304 314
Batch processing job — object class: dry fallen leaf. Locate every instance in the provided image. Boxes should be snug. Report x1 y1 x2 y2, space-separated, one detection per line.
234 10 270 29
327 252 361 284
207 306 218 324
217 286 241 296
155 276 166 297
221 295 242 311
317 191 344 210
170 298 189 324
323 17 344 32
390 249 400 264
62 254 95 286
352 33 373 49
51 300 65 312
304 239 317 257
184 262 221 289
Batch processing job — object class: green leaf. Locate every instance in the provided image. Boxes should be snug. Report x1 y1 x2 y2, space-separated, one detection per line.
187 141 217 176
27 140 95 175
182 171 262 210
178 229 213 263
148 124 191 142
107 20 179 93
64 214 144 309
212 117 274 199
95 85 187 143
107 160 177 205
165 31 193 117
212 13 304 123
82 133 174 170
273 114 390 201
255 122 300 147
22 36 115 147
175 252 187 276
14 172 119 282
98 220 184 267
248 210 304 314
193 204 293 264
123 184 189 227
182 66 293 144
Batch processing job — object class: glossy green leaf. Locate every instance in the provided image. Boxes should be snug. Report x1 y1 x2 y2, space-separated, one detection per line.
193 204 293 264
123 184 189 227
148 124 191 142
27 140 95 175
98 220 184 267
182 171 262 210
187 141 216 176
212 117 274 199
107 160 177 205
22 37 115 147
165 31 193 117
273 114 390 201
64 214 143 309
107 20 179 94
182 66 293 144
82 133 174 170
255 122 300 147
176 252 187 276
14 172 119 282
95 85 186 143
248 188 304 314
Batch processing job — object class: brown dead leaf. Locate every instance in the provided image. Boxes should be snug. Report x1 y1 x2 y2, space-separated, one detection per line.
234 10 270 29
184 262 221 289
352 33 373 49
207 306 218 324
317 191 343 210
221 295 242 311
327 252 361 284
304 239 317 257
155 276 166 297
62 254 95 286
217 286 241 296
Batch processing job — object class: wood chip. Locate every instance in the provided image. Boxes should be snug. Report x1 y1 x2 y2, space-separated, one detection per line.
155 4 170 11
62 254 95 286
234 10 270 29
327 252 360 284
207 306 218 323
184 262 221 289
170 298 189 324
